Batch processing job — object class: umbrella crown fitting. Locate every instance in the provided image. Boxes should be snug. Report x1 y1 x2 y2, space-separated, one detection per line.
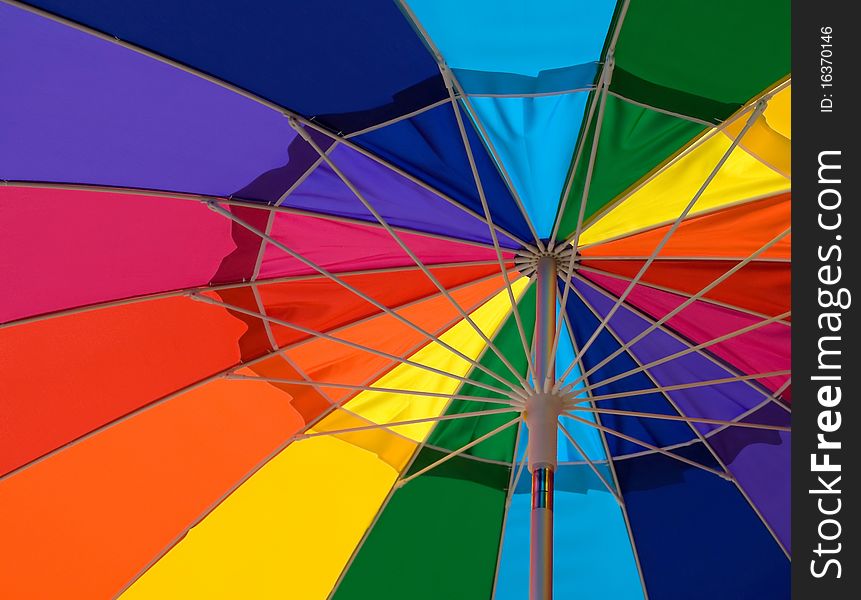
524 392 564 472
514 245 577 279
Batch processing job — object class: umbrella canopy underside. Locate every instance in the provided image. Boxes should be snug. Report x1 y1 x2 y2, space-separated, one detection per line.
1 1 790 598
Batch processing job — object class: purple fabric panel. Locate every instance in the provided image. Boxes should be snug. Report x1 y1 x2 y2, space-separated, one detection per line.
574 279 765 432
0 4 310 202
234 126 335 202
283 145 518 247
578 278 791 551
708 403 791 551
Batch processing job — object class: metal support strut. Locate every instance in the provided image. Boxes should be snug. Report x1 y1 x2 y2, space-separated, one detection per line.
527 255 560 600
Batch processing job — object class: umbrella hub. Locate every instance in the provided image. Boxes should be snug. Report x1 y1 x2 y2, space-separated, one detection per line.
514 245 576 279
524 392 564 472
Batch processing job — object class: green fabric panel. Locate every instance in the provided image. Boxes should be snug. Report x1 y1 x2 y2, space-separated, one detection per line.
427 284 536 462
556 95 705 241
332 449 511 600
611 0 789 121
611 68 738 124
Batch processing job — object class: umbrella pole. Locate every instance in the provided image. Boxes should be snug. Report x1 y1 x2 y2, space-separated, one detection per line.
530 466 554 599
527 255 559 600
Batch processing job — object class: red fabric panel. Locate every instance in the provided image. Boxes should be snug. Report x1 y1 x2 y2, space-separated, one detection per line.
580 260 790 319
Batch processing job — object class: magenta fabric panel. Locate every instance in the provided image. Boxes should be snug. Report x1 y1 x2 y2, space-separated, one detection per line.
573 278 767 433
583 271 791 399
0 187 236 323
257 212 509 279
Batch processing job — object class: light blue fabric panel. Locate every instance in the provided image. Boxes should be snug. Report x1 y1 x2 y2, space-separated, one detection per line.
469 93 589 237
499 298 643 599
556 303 606 463
408 0 617 237
407 0 616 78
494 465 645 599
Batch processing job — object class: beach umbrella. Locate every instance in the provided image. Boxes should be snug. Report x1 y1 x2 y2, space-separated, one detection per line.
0 1 790 598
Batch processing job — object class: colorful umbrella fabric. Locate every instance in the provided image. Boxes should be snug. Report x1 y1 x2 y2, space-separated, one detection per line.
1 1 790 598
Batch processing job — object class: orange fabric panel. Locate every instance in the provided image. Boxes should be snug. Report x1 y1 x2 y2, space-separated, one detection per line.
0 297 249 476
248 358 332 423
580 260 790 319
581 193 790 259
0 378 304 599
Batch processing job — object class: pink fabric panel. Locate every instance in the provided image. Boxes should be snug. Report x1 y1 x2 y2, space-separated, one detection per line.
1 187 236 323
584 271 791 400
258 212 508 279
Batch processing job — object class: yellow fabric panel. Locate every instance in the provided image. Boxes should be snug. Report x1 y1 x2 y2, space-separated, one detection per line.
312 408 423 470
764 84 791 139
120 280 526 600
724 85 791 177
343 277 527 441
580 122 789 247
121 430 414 600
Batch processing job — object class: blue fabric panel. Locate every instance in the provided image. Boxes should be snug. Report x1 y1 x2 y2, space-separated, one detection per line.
354 102 533 244
615 443 790 599
708 403 791 553
470 92 589 238
26 0 447 134
562 285 696 455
